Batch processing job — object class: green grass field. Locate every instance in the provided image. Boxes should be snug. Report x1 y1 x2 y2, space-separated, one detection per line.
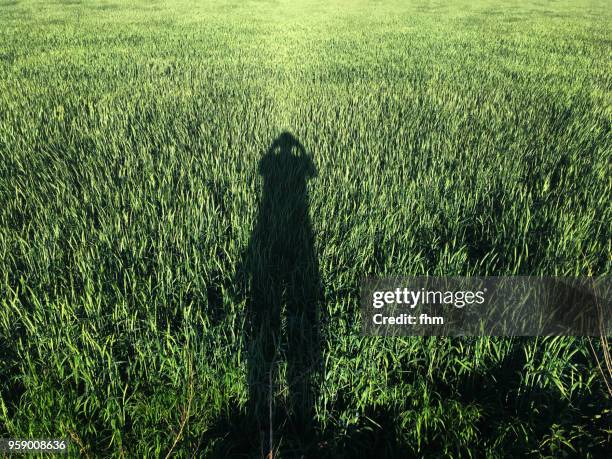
1 0 611 457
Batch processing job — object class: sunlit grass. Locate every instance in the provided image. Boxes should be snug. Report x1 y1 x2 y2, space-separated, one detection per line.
0 0 610 457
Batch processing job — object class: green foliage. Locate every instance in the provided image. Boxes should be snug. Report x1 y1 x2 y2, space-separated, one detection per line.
0 0 610 457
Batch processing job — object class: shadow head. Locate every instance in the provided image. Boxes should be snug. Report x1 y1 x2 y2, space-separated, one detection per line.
260 131 317 181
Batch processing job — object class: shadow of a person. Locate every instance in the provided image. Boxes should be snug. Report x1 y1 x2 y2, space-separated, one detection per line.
244 131 322 454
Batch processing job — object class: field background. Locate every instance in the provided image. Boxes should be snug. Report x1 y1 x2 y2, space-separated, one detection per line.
1 0 611 457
